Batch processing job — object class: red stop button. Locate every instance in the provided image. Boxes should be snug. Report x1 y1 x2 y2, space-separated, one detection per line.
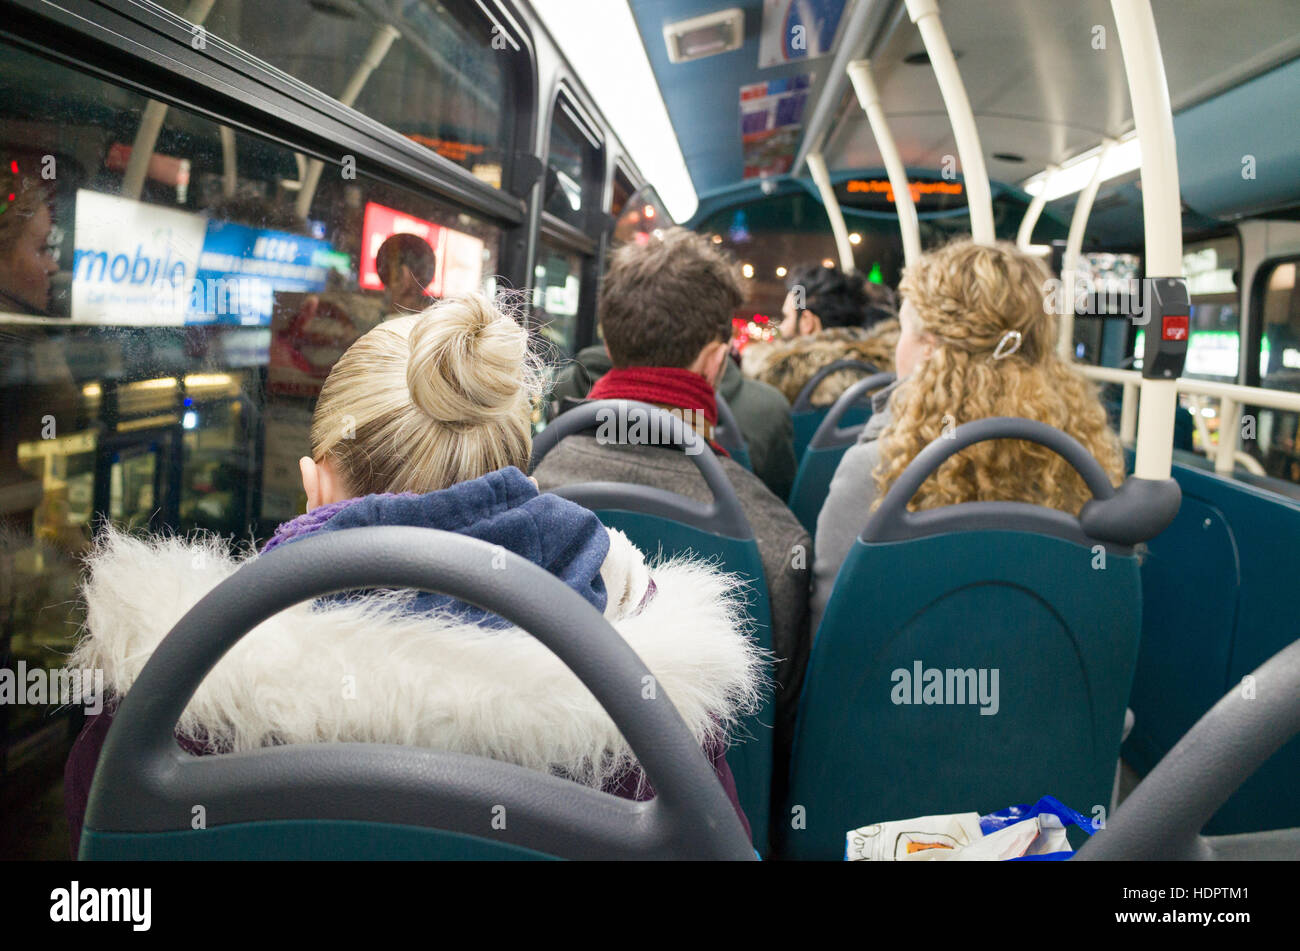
1162 314 1190 341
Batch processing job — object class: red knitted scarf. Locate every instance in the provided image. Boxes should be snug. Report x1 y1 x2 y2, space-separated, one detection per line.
587 366 727 455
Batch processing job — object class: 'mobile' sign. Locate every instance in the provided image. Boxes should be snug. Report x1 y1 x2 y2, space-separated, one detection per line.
71 190 206 325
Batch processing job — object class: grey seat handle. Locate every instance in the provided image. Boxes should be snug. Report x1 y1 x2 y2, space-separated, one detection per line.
809 372 895 451
85 527 755 860
861 417 1181 546
792 359 883 412
1076 638 1300 860
531 399 753 539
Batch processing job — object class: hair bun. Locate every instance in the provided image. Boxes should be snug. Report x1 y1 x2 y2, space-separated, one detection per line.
406 293 530 427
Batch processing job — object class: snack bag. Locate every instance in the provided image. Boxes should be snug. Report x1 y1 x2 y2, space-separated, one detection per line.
846 796 1095 861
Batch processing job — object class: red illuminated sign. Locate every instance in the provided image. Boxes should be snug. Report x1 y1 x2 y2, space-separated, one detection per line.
360 202 485 298
1161 315 1190 341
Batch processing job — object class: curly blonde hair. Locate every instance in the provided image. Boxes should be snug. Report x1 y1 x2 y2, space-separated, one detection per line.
873 239 1124 513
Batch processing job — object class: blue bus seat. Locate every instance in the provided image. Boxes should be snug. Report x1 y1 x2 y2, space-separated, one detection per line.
779 417 1181 860
789 359 881 467
715 391 753 471
531 400 776 855
1124 456 1300 834
80 528 755 860
787 372 895 534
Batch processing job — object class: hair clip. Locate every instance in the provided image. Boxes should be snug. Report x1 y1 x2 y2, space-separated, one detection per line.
991 329 1023 360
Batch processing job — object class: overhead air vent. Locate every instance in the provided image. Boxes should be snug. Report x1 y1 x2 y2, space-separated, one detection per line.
663 8 744 64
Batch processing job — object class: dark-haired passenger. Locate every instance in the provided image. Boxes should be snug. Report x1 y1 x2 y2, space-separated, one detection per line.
742 263 899 406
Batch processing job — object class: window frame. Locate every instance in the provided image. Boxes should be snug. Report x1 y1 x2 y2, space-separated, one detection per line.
0 0 536 274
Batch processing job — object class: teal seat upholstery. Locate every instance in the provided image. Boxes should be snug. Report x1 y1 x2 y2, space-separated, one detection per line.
531 400 776 855
787 372 894 534
715 391 753 471
1125 457 1300 834
779 418 1181 860
789 359 880 468
80 528 756 861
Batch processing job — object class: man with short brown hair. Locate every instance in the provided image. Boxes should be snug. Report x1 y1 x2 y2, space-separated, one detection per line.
533 228 811 832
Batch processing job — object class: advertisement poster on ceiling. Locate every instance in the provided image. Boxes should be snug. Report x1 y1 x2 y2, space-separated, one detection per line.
759 0 848 68
359 201 486 299
70 189 207 325
740 74 813 179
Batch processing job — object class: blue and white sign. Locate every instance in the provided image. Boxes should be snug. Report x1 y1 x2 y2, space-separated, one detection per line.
188 220 334 326
759 0 848 69
71 190 207 326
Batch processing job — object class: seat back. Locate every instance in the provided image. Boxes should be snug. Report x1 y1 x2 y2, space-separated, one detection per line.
789 359 881 465
714 391 753 472
81 528 755 860
1126 458 1300 834
787 372 894 533
780 417 1181 860
531 400 775 854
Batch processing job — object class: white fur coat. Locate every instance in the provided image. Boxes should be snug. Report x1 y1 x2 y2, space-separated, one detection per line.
73 526 766 788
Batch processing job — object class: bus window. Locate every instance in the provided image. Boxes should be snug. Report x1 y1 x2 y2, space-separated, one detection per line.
1255 259 1300 484
0 37 502 774
544 99 601 230
610 166 636 221
532 244 582 355
1181 234 1242 380
152 0 516 189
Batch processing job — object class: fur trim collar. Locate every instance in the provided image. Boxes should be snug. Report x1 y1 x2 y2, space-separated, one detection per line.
743 320 900 404
72 526 764 789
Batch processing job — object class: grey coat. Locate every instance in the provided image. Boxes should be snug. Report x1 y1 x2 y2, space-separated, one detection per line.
811 379 902 630
532 436 812 765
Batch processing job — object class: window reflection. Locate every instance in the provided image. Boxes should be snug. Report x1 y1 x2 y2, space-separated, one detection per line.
0 36 501 776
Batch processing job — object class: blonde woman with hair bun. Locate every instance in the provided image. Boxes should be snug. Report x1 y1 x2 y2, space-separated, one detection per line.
65 293 763 854
811 239 1126 626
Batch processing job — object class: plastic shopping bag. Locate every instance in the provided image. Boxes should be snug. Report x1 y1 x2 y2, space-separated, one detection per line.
845 796 1096 861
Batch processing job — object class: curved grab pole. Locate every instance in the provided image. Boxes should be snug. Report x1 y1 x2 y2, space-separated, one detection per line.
1077 638 1300 860
904 0 995 244
1016 164 1057 251
1111 0 1182 482
807 152 856 272
846 60 921 266
1059 139 1116 360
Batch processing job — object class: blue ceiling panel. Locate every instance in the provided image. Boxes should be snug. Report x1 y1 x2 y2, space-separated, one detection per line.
628 0 841 198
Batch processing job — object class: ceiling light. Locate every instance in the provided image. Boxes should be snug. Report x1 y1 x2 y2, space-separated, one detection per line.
1021 133 1141 202
663 8 744 64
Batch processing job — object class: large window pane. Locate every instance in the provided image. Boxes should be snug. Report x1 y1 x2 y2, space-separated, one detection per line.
0 39 501 781
1256 258 1300 484
544 102 598 229
532 244 582 355
153 0 512 188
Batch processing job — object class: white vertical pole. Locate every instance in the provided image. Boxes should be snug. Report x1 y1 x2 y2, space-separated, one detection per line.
846 60 921 266
1215 397 1240 475
296 24 401 217
807 151 856 272
1060 139 1115 360
1016 165 1057 251
1120 381 1139 446
904 0 994 245
122 0 217 200
1111 0 1183 482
